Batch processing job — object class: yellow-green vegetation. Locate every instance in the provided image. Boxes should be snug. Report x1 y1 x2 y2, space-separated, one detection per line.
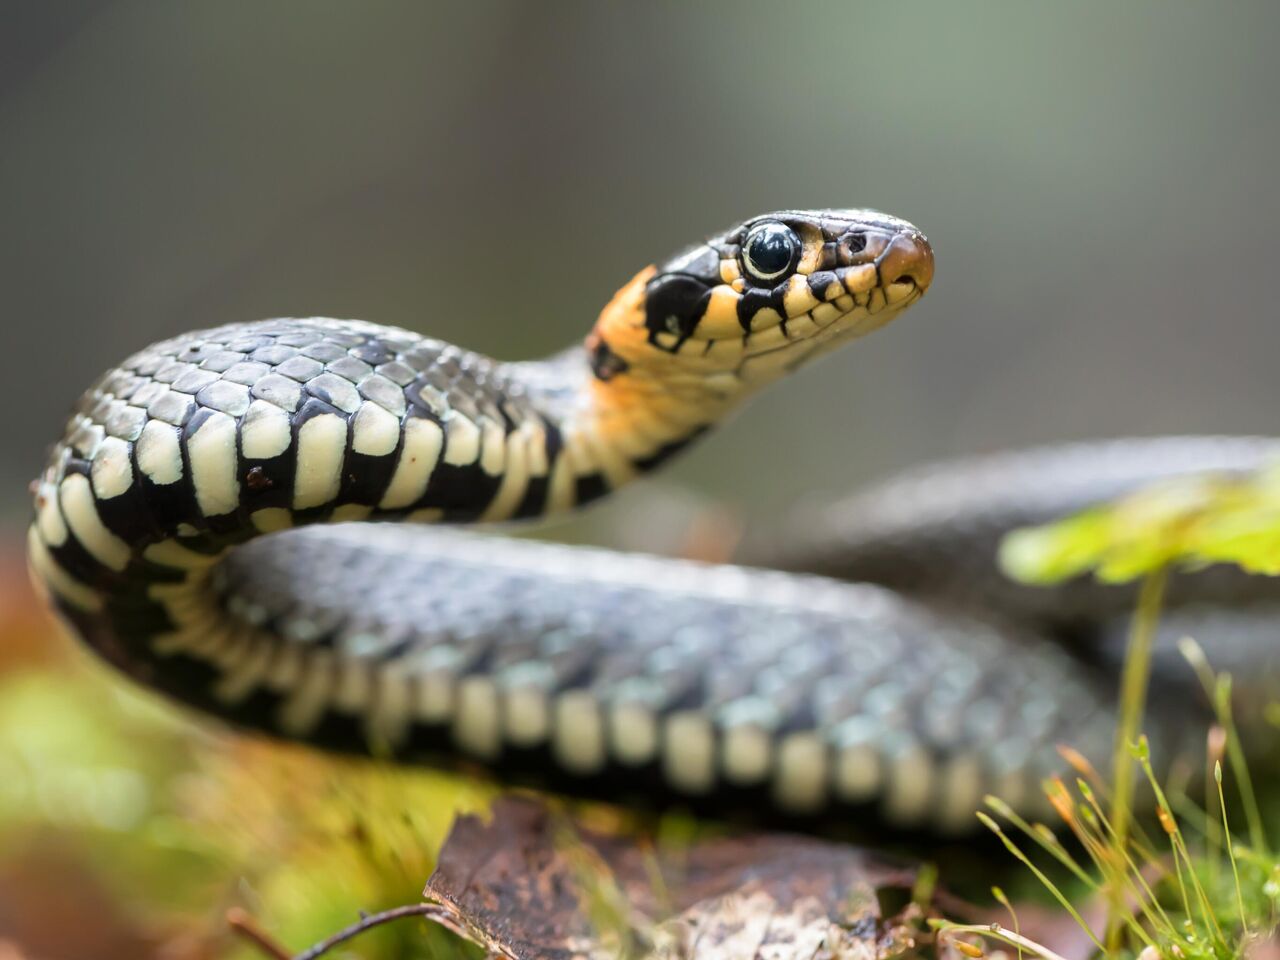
999 463 1280 584
0 635 491 959
937 470 1280 959
936 648 1279 959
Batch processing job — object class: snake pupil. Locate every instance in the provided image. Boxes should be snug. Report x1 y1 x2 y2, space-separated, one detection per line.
742 221 799 283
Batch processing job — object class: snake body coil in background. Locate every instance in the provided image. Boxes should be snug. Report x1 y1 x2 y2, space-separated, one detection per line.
26 209 1280 834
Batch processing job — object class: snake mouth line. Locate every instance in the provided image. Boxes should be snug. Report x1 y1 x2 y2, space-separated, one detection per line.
730 281 923 374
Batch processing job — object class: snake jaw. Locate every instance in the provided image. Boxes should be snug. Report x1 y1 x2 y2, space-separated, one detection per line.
728 221 933 384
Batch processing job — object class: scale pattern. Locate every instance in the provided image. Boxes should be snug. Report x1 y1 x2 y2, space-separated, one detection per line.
27 317 1274 834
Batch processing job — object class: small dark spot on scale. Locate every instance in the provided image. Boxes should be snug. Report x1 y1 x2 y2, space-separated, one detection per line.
588 334 629 381
245 466 273 491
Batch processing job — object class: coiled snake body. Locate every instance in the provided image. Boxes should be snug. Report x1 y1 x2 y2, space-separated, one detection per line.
27 210 1280 833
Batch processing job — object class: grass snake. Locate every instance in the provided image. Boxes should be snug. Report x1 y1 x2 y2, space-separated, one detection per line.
26 209 1280 834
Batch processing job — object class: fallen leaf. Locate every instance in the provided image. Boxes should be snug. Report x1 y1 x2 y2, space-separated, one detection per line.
424 797 919 960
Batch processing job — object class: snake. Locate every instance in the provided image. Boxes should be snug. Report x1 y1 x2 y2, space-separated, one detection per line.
26 209 1280 834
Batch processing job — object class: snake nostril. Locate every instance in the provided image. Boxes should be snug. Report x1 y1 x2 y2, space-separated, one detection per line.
845 232 867 254
881 259 917 286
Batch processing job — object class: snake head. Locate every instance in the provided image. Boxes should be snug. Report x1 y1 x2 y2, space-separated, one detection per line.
588 209 933 397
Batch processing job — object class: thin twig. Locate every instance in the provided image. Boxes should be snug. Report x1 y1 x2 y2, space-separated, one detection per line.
226 907 291 960
935 921 1073 960
293 903 453 960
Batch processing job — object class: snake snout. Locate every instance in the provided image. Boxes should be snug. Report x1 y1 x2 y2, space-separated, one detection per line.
879 231 934 294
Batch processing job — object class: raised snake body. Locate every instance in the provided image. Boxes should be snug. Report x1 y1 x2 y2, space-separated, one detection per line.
27 210 1280 834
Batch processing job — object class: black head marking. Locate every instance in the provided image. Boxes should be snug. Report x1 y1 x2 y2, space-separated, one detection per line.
644 273 712 352
735 285 788 331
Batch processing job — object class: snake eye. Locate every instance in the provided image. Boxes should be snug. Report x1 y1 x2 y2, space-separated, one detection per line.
742 221 799 284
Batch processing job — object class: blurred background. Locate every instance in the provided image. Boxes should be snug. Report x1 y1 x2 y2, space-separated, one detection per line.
1 2 1278 956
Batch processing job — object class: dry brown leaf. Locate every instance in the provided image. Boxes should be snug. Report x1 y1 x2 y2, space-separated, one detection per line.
423 796 919 960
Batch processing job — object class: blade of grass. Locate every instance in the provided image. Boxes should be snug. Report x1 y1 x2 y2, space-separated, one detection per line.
1138 746 1230 952
984 795 1098 889
1178 637 1268 855
1107 567 1168 951
1075 777 1175 937
1216 761 1249 939
977 812 1105 953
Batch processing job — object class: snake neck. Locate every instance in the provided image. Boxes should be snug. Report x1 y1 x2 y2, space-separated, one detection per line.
492 268 745 512
503 342 725 515
517 267 743 507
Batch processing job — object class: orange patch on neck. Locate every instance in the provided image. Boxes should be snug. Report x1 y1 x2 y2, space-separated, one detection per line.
586 266 655 369
580 266 723 459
